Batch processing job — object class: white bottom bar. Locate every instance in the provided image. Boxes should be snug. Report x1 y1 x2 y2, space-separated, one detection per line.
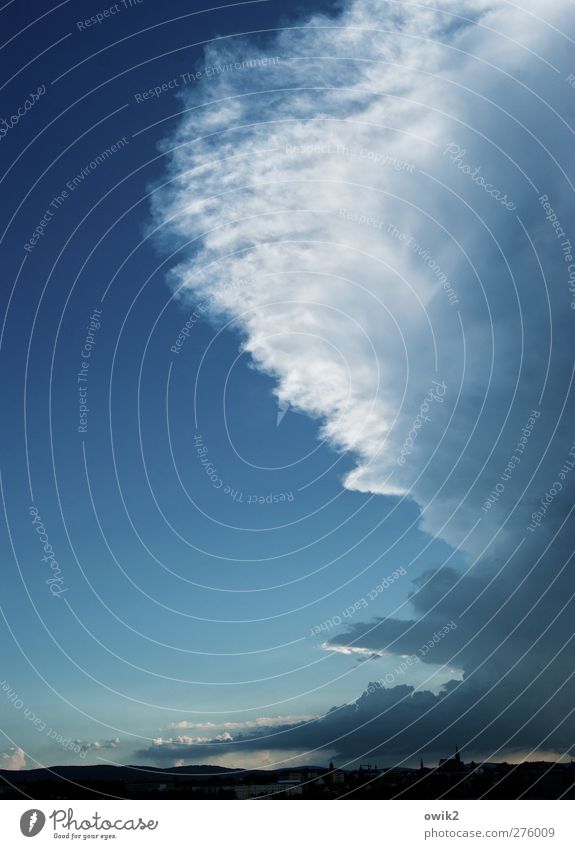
1 799 573 847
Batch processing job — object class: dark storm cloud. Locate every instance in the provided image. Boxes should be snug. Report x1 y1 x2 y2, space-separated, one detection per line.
138 472 575 766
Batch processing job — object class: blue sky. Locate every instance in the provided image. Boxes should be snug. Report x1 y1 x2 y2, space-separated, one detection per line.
1 0 575 772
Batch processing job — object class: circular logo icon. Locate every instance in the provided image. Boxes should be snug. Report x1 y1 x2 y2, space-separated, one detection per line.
20 810 46 837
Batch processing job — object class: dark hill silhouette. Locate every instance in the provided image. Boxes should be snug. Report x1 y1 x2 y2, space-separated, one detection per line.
1 757 574 800
0 763 240 783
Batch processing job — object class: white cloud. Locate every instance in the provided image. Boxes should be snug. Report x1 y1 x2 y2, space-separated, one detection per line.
322 643 386 657
167 715 318 731
143 1 575 763
152 733 233 746
153 0 574 558
76 738 121 752
0 746 26 770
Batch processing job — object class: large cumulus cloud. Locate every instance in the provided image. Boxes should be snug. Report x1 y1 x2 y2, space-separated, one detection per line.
152 0 574 554
149 0 575 764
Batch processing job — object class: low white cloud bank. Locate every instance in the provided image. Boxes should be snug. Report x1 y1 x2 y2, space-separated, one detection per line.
76 738 121 752
167 714 318 731
153 0 574 557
